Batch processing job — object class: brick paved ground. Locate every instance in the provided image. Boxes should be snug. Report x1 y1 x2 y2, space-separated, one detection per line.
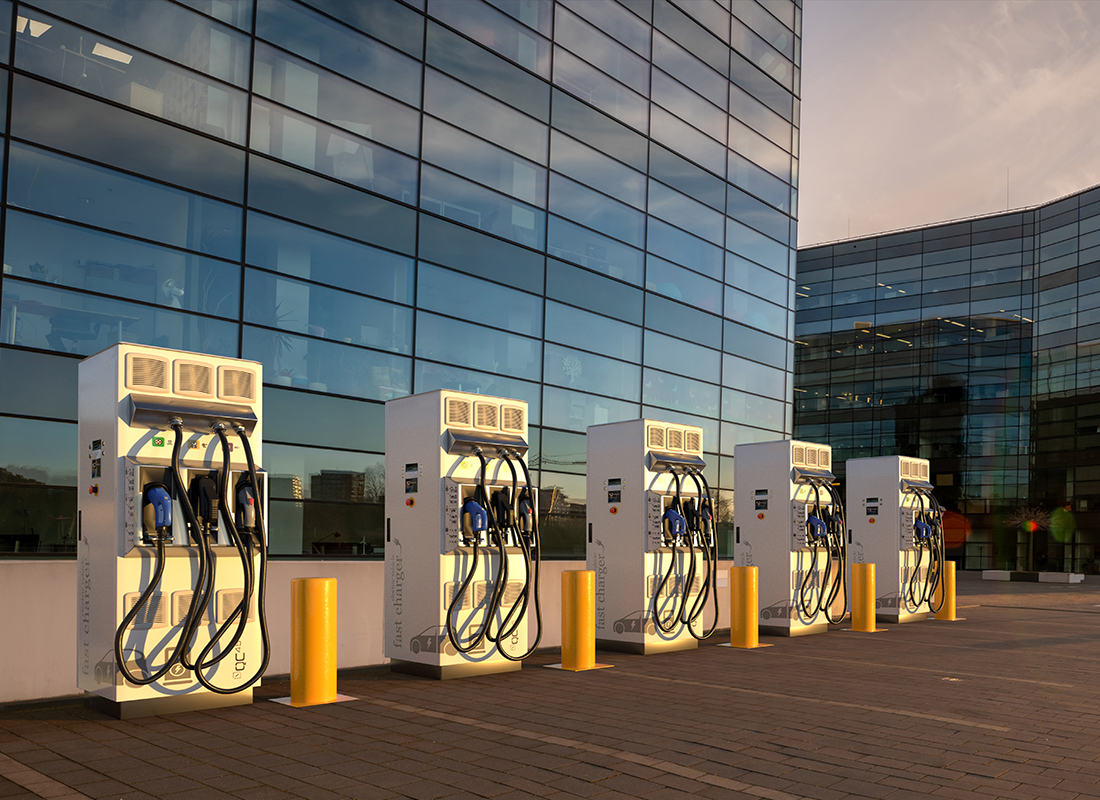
3 574 1100 800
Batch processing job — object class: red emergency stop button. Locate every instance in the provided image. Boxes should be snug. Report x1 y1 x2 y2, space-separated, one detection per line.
405 498 415 507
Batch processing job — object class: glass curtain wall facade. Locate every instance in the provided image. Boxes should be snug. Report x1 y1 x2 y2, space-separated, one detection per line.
0 0 801 559
795 183 1100 573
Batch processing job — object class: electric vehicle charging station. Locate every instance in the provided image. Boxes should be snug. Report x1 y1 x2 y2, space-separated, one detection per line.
847 456 945 622
734 440 847 636
586 419 718 654
385 390 541 679
77 344 269 719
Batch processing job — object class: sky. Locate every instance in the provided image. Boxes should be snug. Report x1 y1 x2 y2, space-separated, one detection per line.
797 0 1100 247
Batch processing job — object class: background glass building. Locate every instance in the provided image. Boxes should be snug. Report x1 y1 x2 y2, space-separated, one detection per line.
0 0 803 560
795 182 1100 573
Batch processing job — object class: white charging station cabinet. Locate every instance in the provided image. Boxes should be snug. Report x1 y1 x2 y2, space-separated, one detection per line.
846 455 936 622
385 390 533 679
733 439 843 636
77 344 265 718
586 418 710 654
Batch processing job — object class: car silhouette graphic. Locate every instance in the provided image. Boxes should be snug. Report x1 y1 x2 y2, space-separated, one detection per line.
613 610 656 635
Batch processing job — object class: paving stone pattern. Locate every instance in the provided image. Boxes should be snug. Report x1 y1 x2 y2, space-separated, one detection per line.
4 575 1100 800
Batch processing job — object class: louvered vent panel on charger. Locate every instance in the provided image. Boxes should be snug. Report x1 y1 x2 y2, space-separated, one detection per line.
175 361 214 398
445 398 472 427
125 354 170 393
218 366 256 403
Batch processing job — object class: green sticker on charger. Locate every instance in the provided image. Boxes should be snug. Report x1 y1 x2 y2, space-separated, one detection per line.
152 437 165 447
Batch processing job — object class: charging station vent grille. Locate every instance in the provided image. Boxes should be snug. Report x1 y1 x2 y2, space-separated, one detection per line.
175 361 214 398
445 398 472 428
443 582 471 610
684 431 701 453
806 447 818 467
792 445 806 466
500 405 524 433
647 426 665 450
920 462 929 479
126 354 170 393
474 401 499 430
124 592 168 627
819 449 830 468
172 591 214 626
218 367 256 403
901 460 911 477
666 427 684 451
216 589 254 623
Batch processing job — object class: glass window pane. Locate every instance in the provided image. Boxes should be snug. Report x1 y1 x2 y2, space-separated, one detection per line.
243 325 410 399
547 216 644 285
646 255 722 314
415 312 541 381
725 319 788 364
31 0 249 87
549 173 644 248
552 46 649 133
246 212 413 304
414 361 541 419
0 349 78 421
730 116 790 181
550 130 645 209
486 0 553 36
546 259 643 325
2 279 239 357
423 117 546 206
559 0 651 57
643 367 720 418
727 253 788 303
176 0 253 30
645 294 722 349
723 352 785 396
544 300 642 362
248 156 416 255
672 0 730 43
651 69 726 143
551 89 647 170
6 211 240 319
253 42 420 157
647 218 724 280
244 269 412 354
644 329 720 382
417 264 542 337
653 0 728 76
424 69 548 163
0 436 77 553
729 81 791 146
256 0 420 105
16 11 247 145
544 343 640 400
421 166 545 249
251 98 417 203
732 0 794 59
649 143 725 212
8 144 242 262
728 149 790 212
418 215 544 294
650 105 725 176
266 388 384 452
539 429 586 475
555 5 649 94
535 468 586 555
542 386 640 432
0 0 10 65
428 0 550 77
652 30 726 109
728 184 790 243
12 76 245 202
724 285 787 336
648 180 724 244
648 405 720 451
298 0 424 58
729 48 792 123
731 12 793 91
426 20 549 120
727 217 789 272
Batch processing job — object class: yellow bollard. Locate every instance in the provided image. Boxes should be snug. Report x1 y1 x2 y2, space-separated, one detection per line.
849 563 886 633
724 567 771 648
291 577 338 707
934 561 964 621
546 570 611 671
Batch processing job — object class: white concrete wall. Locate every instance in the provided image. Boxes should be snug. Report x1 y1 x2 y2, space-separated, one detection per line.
1 559 734 704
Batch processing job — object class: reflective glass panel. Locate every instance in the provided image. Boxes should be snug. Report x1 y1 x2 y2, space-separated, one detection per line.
414 361 541 419
643 367 720 418
6 211 240 319
539 429 586 475
727 218 789 272
421 166 545 250
728 149 789 212
246 212 413 304
649 144 725 212
547 216 644 285
32 0 250 87
729 81 791 147
243 325 410 399
423 117 546 206
244 269 412 354
428 0 550 77
8 144 242 262
650 105 725 176
549 130 645 209
651 69 726 143
253 42 420 157
727 253 788 304
730 116 790 178
486 0 553 36
176 0 253 30
552 46 649 133
0 422 77 553
255 0 420 105
644 330 720 383
424 69 548 163
545 259 644 324
551 89 647 170
251 99 417 203
417 263 542 337
418 215 544 294
415 312 541 381
645 294 722 349
652 30 726 109
646 255 722 314
542 386 640 433
0 349 78 421
647 219 724 280
549 173 644 248
544 300 642 362
2 279 239 357
648 180 724 244
555 5 649 94
722 352 785 397
728 184 790 243
724 286 787 336
266 388 384 452
544 343 641 401
559 0 651 56
299 0 423 57
16 11 247 145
